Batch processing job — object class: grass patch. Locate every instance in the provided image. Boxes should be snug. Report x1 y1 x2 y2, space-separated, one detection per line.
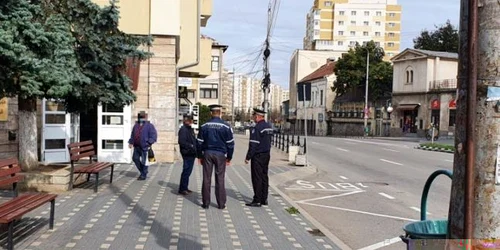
285 206 300 215
420 143 455 151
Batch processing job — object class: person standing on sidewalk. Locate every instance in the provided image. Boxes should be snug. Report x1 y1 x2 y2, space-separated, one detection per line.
178 114 197 195
128 111 157 180
196 104 234 209
245 108 273 207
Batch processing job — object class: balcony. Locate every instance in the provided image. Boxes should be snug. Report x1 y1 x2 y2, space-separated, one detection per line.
201 0 212 27
179 37 213 78
429 79 457 90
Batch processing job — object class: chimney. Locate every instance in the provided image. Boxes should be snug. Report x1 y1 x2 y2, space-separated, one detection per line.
326 57 336 63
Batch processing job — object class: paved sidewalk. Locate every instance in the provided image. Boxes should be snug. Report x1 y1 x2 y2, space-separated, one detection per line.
0 141 339 249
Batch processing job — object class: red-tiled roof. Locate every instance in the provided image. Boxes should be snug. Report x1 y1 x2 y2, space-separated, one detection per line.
298 61 335 83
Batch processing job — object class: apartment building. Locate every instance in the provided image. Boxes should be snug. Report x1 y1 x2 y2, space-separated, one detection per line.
282 90 290 102
303 0 401 60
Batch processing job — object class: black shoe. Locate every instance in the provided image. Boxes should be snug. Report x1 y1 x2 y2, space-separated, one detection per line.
187 189 193 193
218 205 226 210
178 191 189 195
137 176 146 181
246 202 261 207
262 201 268 206
201 204 209 209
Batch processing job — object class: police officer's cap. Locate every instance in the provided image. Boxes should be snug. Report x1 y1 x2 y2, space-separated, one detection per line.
252 108 266 116
208 104 223 111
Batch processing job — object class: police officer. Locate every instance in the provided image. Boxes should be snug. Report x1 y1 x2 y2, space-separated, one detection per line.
197 104 235 209
245 108 273 207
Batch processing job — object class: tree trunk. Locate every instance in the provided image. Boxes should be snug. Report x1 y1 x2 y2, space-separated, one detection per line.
472 0 500 238
18 96 38 171
447 0 469 239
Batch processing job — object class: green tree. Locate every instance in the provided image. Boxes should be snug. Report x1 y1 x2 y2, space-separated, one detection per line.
196 103 211 126
0 0 150 170
413 20 459 53
332 41 393 102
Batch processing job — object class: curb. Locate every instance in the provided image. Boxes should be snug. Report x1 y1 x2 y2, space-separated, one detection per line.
415 145 454 154
268 150 352 250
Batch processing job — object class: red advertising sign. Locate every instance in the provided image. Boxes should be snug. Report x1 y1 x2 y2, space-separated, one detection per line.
449 99 457 109
431 99 440 110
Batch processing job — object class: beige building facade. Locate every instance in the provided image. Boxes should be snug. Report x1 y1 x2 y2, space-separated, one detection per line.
303 0 402 61
390 49 458 137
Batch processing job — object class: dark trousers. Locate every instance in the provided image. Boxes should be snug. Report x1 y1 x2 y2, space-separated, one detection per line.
202 152 227 207
251 152 270 203
179 156 195 192
132 147 148 178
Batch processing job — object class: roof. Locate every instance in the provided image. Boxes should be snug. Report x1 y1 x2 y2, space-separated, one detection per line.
298 61 335 83
391 48 458 61
201 34 228 52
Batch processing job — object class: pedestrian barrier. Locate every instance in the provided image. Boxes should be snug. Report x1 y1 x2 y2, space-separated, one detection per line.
271 132 307 155
400 169 452 249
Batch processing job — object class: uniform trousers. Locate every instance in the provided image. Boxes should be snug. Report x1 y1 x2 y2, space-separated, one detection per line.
202 151 227 207
250 152 270 203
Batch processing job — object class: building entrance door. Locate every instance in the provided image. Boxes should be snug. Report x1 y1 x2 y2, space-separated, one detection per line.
41 99 79 163
97 104 132 163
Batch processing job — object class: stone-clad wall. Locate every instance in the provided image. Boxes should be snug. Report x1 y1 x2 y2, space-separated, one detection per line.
132 36 178 163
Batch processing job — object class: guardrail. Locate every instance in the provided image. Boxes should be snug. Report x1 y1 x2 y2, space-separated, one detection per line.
271 132 307 154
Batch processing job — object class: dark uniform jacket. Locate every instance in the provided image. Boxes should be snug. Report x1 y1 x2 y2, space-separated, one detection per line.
245 120 273 161
178 125 197 157
196 117 235 161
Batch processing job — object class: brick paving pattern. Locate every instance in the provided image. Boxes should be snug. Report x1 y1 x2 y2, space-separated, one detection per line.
0 153 339 249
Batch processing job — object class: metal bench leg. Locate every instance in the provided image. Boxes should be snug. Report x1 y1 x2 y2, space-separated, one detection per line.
49 199 55 229
87 173 91 182
110 165 114 184
94 173 99 193
7 221 14 250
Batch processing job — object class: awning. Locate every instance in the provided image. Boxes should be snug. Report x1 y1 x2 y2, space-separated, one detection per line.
396 104 420 110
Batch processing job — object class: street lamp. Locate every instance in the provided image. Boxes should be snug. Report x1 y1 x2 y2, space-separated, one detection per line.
363 50 369 137
386 100 393 136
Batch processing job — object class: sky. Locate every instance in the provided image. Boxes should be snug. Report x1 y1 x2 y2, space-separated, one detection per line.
203 0 460 90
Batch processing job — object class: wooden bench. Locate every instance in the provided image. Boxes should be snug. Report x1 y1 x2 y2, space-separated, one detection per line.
0 158 57 250
67 140 115 193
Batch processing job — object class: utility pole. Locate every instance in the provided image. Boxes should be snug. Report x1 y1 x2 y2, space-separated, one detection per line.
262 1 272 121
364 51 369 137
447 0 500 242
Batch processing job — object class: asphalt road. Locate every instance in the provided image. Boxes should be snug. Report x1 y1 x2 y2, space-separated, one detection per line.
277 137 454 250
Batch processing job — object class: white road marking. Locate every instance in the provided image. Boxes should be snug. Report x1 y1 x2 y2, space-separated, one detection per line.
380 159 403 166
344 141 357 145
445 159 453 162
378 193 395 200
339 176 348 180
336 147 349 152
311 141 320 145
410 206 431 215
357 237 402 250
383 148 400 153
300 202 418 222
344 139 400 147
296 191 365 203
285 188 359 192
357 183 369 188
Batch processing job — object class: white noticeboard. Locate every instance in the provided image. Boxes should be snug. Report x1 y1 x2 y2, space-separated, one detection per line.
179 77 192 87
496 144 500 185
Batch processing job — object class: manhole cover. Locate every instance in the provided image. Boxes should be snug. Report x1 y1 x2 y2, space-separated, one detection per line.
308 229 325 236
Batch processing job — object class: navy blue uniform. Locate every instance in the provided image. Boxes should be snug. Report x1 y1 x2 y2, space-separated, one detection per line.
246 120 273 205
178 124 197 193
197 117 235 208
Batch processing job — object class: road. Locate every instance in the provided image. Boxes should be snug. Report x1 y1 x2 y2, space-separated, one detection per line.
277 137 453 250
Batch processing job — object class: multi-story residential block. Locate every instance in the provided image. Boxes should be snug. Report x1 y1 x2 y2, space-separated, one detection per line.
220 69 235 117
389 48 458 137
303 0 401 61
282 90 290 102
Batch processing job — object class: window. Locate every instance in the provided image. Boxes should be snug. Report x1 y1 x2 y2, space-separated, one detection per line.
350 31 355 36
45 139 66 150
211 56 219 71
375 32 381 37
338 21 344 25
406 68 414 83
339 11 345 15
388 42 395 47
338 31 344 35
449 109 456 127
200 88 218 99
45 114 65 124
389 13 396 17
320 90 324 106
376 11 382 16
388 23 396 27
351 11 356 15
325 1 332 6
363 31 369 36
389 32 395 37
362 41 367 46
376 21 381 26
350 21 356 25
188 90 196 99
338 41 343 46
102 140 124 150
364 11 370 16
364 21 369 26
314 20 319 25
375 42 380 46
388 52 394 57
350 41 356 46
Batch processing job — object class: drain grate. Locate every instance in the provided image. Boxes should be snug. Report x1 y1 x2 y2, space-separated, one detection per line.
308 229 325 236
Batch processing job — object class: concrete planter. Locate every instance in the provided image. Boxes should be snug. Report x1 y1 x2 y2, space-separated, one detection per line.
288 146 299 163
295 154 306 166
17 164 86 193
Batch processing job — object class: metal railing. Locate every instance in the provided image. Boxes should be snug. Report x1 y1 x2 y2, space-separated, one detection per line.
429 79 457 90
271 132 307 154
